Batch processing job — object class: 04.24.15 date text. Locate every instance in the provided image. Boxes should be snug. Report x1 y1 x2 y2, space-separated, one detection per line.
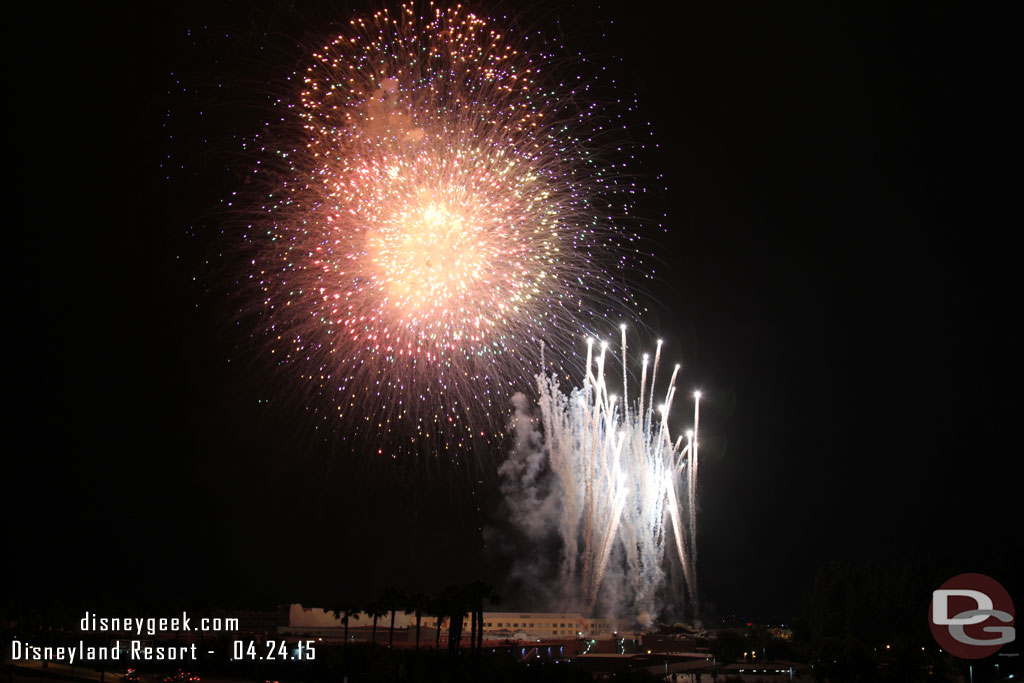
231 641 316 661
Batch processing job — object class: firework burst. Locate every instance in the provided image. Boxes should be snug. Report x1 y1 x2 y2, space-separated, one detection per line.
528 328 700 619
242 3 642 459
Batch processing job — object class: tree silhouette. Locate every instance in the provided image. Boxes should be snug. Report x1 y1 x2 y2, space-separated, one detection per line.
406 592 431 650
379 586 407 648
796 557 963 682
436 584 470 656
427 595 448 651
331 601 360 647
365 600 388 645
464 581 500 655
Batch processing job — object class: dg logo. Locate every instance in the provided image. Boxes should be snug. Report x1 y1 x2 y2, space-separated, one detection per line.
929 573 1016 659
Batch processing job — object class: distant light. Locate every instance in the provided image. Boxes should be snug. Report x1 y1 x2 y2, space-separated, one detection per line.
694 390 702 399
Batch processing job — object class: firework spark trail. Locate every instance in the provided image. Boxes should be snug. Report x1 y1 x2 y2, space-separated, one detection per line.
243 3 640 459
534 331 700 618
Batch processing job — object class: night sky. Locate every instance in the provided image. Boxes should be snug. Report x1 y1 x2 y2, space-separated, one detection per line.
10 1 1019 623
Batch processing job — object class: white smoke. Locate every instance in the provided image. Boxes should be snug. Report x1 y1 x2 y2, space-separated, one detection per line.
491 392 566 609
498 393 559 538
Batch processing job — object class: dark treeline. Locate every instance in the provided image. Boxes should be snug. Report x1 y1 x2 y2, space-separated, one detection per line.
790 556 1016 682
3 558 1019 682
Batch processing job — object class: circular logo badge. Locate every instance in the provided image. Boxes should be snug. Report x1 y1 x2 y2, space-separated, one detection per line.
929 573 1015 659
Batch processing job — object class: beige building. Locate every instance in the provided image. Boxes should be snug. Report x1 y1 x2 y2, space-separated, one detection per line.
287 605 624 641
422 612 623 639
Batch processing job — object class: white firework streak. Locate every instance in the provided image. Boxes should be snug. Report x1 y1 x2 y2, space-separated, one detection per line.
535 330 701 617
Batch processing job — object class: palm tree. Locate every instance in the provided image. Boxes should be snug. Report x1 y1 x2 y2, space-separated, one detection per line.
332 601 360 647
465 581 500 654
406 593 431 650
378 586 407 648
365 601 388 645
427 595 448 651
438 584 470 657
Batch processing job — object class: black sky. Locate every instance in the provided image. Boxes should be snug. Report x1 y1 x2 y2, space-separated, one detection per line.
9 1 1020 623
